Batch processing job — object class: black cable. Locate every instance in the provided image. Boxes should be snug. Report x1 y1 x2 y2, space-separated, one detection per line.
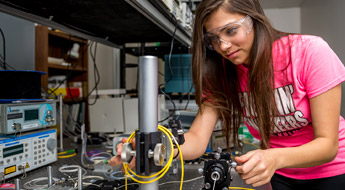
165 19 179 85
158 17 179 123
0 28 6 70
87 42 100 106
47 40 90 98
158 84 176 123
184 85 193 110
180 54 185 98
182 55 194 110
66 35 77 103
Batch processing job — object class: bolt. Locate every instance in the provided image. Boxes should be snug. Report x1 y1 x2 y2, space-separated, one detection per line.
205 183 211 189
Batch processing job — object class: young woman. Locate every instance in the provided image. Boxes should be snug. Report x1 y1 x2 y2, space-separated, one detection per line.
109 0 345 189
191 0 345 189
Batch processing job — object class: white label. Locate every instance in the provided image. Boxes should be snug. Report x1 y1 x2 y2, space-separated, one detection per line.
22 123 38 130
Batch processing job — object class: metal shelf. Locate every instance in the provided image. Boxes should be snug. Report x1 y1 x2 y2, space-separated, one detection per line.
0 0 191 48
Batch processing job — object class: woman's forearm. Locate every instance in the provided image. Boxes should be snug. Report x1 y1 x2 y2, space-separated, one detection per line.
274 137 338 169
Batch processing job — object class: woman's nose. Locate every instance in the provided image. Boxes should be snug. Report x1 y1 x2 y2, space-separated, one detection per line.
219 38 232 50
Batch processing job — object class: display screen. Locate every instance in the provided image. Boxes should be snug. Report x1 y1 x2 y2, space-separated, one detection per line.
24 109 39 121
3 144 24 158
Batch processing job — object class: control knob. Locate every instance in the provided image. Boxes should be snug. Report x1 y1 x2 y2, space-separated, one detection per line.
47 138 57 151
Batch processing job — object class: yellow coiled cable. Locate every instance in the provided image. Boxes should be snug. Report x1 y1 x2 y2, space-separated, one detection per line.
123 125 184 190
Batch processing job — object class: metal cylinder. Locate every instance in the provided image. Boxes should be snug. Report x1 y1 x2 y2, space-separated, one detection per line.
138 56 158 133
59 94 63 151
47 166 53 187
138 55 158 190
78 167 82 190
15 178 20 190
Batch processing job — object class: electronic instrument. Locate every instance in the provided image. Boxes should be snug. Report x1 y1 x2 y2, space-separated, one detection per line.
0 101 56 134
0 129 57 179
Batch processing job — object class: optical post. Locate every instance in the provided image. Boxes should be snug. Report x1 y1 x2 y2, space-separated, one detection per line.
121 56 161 190
137 55 159 190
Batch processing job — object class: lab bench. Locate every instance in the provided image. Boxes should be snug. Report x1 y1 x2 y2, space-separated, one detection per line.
5 138 271 190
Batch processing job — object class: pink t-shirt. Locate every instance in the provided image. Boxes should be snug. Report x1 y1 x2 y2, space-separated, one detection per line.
236 35 345 179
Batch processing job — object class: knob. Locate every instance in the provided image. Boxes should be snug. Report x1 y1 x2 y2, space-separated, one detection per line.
211 171 221 181
153 143 165 166
47 138 57 151
12 123 22 130
205 183 211 189
121 143 135 163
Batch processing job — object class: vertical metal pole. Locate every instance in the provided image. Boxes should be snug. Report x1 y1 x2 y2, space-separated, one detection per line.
59 95 63 151
15 178 20 190
138 56 158 190
78 167 83 190
48 166 53 187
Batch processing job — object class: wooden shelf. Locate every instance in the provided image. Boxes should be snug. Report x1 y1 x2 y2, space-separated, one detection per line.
35 25 90 131
48 63 87 72
48 30 87 44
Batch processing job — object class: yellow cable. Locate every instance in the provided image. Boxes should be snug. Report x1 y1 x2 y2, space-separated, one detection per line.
228 187 255 190
123 125 184 190
57 152 77 159
160 125 184 190
241 140 260 149
124 126 174 187
124 126 173 180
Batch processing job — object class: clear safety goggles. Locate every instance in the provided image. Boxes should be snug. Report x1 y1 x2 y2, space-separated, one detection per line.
203 15 253 50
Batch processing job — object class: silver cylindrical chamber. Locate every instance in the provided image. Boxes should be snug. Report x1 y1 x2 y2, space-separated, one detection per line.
138 56 158 133
138 55 159 190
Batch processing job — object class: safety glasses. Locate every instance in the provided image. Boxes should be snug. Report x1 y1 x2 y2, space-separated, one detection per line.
203 15 253 50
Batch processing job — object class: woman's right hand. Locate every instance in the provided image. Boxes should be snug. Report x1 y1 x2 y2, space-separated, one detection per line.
108 137 136 172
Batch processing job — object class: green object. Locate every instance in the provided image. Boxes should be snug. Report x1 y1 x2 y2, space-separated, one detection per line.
239 124 254 142
58 149 76 154
156 42 160 46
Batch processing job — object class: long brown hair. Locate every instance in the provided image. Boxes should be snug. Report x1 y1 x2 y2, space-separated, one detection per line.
192 0 281 149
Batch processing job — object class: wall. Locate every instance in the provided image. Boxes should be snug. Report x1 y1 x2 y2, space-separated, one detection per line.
0 12 35 70
301 0 345 116
264 7 301 33
88 43 120 90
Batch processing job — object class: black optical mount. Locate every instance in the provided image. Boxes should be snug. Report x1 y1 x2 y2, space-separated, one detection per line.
167 119 185 147
201 151 237 190
135 131 163 175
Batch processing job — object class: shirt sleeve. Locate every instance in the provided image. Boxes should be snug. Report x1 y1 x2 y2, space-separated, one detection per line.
302 37 345 98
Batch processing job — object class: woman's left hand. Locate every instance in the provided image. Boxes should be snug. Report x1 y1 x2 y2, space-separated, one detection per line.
235 149 279 187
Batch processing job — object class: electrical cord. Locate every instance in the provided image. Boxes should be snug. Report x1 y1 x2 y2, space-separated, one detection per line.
58 165 87 185
0 27 16 70
47 40 90 98
87 41 100 106
66 35 77 103
23 177 59 189
158 18 179 123
58 153 77 159
158 176 204 186
78 175 104 188
228 187 254 190
241 140 260 149
123 125 184 190
0 27 6 70
158 84 176 123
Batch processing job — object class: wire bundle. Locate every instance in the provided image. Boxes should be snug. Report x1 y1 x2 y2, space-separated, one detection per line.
123 125 184 190
23 177 59 189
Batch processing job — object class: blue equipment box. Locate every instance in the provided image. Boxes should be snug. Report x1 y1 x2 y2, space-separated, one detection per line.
164 54 194 93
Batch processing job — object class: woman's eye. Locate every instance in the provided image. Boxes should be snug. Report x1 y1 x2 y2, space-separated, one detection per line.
225 27 238 35
209 35 219 42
